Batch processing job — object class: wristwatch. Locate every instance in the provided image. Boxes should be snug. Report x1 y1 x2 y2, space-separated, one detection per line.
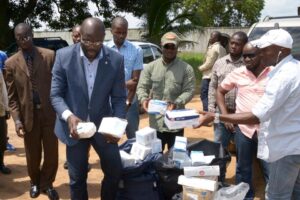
126 100 132 107
214 113 220 123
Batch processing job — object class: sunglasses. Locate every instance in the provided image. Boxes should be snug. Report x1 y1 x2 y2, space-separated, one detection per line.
242 53 257 59
163 44 176 50
81 39 103 47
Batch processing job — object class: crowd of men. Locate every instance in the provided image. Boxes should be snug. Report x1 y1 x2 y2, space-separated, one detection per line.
0 15 299 200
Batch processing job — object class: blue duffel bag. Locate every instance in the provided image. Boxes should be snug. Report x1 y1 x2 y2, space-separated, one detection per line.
116 139 163 200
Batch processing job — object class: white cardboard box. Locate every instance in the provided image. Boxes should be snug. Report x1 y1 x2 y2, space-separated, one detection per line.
190 151 204 166
184 166 220 177
98 117 128 138
173 136 187 151
130 142 152 160
164 109 199 130
120 150 136 168
135 127 157 146
151 138 162 154
178 175 218 192
148 99 168 115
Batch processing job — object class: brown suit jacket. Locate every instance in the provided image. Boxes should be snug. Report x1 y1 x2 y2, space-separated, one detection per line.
5 47 56 132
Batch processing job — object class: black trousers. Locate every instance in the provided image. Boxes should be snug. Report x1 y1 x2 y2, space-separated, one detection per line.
0 116 7 153
157 129 184 151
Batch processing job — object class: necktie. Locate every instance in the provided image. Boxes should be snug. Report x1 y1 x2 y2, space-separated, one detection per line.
26 55 37 91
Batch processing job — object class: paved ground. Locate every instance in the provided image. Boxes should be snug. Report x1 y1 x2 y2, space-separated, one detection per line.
0 96 266 199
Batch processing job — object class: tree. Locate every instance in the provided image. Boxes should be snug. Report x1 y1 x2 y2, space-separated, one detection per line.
183 0 264 27
0 0 113 49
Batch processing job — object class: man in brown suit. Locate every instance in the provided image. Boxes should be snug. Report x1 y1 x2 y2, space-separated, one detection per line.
5 23 59 200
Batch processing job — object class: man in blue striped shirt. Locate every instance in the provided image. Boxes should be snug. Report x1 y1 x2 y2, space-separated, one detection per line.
106 16 143 139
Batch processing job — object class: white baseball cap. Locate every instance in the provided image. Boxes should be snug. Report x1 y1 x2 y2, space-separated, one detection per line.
250 28 293 49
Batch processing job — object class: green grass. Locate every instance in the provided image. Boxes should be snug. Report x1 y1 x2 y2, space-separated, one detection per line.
178 52 204 85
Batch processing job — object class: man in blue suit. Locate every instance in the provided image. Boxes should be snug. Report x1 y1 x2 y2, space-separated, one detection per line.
50 17 126 200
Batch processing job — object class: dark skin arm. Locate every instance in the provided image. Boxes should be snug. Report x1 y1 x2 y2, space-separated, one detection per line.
194 111 260 128
216 86 235 132
126 70 141 109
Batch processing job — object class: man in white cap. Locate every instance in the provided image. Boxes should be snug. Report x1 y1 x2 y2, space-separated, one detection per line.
196 28 300 199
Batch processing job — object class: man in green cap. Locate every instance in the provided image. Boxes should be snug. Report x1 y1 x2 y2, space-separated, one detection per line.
137 32 195 151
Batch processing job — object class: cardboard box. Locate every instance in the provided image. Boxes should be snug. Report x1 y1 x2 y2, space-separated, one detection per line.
178 175 218 191
182 185 215 200
190 151 204 166
184 166 220 177
120 150 136 168
130 142 152 160
173 136 187 151
98 117 128 138
135 127 157 145
147 99 168 115
164 109 199 130
151 138 162 154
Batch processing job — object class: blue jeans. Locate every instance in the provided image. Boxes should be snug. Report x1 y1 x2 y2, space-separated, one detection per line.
214 122 234 149
235 126 269 199
200 78 210 111
267 154 300 200
126 99 140 139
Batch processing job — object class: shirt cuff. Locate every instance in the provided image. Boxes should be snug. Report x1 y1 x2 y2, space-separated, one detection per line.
62 110 73 122
251 106 263 122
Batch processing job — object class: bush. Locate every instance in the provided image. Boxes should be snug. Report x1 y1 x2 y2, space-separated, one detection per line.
178 52 204 93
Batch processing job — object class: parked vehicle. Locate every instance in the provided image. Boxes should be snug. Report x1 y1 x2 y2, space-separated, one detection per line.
4 37 69 57
131 41 162 65
248 15 300 60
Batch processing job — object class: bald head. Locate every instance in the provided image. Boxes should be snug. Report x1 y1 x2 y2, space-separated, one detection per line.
14 23 32 35
81 17 105 36
14 23 33 52
80 18 105 62
111 17 128 29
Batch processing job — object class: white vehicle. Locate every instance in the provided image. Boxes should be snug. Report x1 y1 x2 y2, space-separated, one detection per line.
248 15 300 60
131 41 162 65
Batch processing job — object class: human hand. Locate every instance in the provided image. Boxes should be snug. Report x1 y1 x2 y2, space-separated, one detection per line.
167 102 176 111
142 99 150 112
224 122 235 133
126 79 138 91
193 111 215 128
102 134 120 144
15 121 25 138
67 114 82 140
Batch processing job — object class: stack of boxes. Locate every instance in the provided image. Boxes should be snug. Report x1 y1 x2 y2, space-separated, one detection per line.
119 127 162 168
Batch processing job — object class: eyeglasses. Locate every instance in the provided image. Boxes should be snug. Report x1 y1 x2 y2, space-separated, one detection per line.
81 39 103 47
163 44 176 50
242 53 257 59
16 36 32 42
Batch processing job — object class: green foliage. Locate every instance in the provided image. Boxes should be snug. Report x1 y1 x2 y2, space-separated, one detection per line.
183 0 264 27
178 52 204 84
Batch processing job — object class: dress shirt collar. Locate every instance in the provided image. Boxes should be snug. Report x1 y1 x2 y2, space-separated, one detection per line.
106 39 129 49
80 46 103 61
225 54 243 64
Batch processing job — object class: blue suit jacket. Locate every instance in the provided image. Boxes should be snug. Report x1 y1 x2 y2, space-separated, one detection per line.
50 43 126 146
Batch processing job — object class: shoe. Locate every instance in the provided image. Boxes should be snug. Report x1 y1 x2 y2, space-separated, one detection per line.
43 187 59 200
63 162 68 169
30 184 40 198
6 143 16 152
0 164 11 174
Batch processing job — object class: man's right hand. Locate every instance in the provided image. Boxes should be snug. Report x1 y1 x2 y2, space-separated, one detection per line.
15 122 25 138
67 114 82 140
142 99 150 112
